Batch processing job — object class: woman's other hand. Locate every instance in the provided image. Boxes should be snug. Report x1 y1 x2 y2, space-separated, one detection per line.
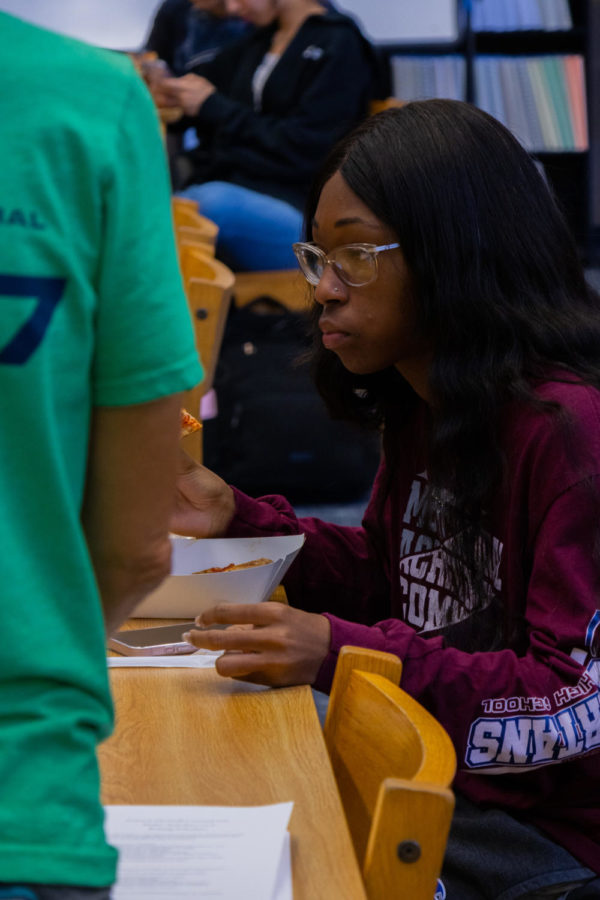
161 74 216 116
171 449 235 537
183 603 332 687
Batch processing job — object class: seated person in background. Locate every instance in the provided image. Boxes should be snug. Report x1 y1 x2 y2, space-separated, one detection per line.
171 101 600 898
145 0 251 74
156 0 379 271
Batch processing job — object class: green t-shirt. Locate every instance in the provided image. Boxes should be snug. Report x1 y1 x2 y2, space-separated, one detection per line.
0 12 203 887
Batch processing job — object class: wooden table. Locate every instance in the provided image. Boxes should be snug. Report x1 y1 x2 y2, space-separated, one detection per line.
100 618 366 899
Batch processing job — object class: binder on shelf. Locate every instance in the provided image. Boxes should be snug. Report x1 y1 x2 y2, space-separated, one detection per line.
474 57 507 136
499 58 530 149
563 55 589 151
526 57 562 150
514 57 545 151
435 55 467 99
542 55 574 149
517 0 541 31
542 0 573 31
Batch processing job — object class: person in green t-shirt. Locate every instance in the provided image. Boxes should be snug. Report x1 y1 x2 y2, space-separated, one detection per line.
0 12 203 898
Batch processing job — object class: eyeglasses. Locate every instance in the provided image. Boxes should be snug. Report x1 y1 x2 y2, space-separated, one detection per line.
292 241 400 288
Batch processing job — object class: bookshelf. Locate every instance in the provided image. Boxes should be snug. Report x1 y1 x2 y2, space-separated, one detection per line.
380 0 600 262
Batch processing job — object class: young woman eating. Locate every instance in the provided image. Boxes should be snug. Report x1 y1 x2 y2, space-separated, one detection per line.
171 101 600 898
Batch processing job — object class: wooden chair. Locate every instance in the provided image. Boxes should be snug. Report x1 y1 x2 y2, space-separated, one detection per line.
172 198 219 255
178 245 235 461
178 244 233 289
176 225 217 256
233 268 310 312
324 646 456 900
173 196 198 213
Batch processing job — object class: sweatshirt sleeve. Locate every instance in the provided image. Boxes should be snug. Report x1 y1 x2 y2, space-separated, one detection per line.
317 477 600 779
227 464 391 625
191 24 373 184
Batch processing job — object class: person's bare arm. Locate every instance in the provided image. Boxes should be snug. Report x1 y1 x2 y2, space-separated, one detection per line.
82 395 183 634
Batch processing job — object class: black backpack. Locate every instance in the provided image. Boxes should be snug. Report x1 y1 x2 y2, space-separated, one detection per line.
202 297 380 503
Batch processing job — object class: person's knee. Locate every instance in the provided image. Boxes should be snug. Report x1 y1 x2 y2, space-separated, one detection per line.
177 182 236 226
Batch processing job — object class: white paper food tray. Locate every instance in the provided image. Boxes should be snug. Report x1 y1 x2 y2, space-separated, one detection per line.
133 534 306 618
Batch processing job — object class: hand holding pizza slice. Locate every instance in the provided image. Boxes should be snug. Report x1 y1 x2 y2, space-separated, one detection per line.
172 412 236 539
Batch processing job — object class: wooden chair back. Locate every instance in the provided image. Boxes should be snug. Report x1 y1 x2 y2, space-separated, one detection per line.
233 268 310 312
176 225 217 256
172 198 219 255
178 245 235 460
172 196 198 215
179 245 233 288
324 646 456 900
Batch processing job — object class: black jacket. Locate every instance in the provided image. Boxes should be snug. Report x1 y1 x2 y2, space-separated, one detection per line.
182 12 381 210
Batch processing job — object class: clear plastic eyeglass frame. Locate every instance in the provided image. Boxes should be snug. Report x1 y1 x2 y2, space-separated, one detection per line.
292 241 400 287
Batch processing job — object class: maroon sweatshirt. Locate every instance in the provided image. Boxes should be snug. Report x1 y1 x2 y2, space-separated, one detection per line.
227 379 600 871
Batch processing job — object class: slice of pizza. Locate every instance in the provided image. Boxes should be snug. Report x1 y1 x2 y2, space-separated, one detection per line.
180 408 202 438
193 557 273 574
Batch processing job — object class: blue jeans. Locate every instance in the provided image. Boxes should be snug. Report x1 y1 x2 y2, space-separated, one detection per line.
177 181 303 271
441 793 597 899
311 687 329 728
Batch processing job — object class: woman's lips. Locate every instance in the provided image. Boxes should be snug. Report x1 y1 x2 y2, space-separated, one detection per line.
321 330 351 350
319 317 352 350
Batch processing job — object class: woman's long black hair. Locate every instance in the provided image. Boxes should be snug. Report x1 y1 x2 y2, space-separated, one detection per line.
305 99 600 602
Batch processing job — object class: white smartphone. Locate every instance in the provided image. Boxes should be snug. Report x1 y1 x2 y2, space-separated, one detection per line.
107 622 227 656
